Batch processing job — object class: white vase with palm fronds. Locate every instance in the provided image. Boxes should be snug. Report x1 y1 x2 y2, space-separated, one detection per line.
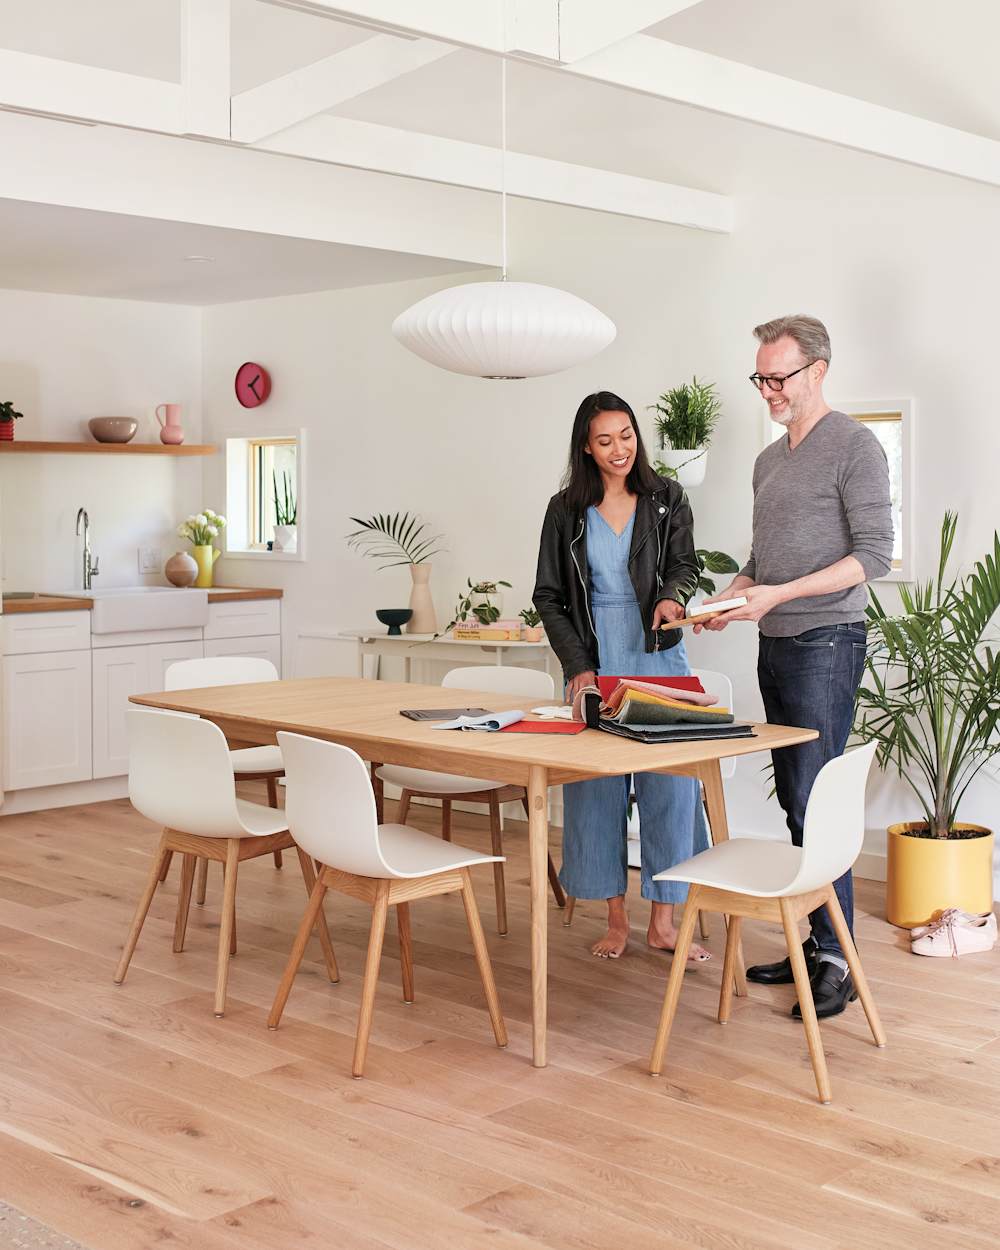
346 512 446 634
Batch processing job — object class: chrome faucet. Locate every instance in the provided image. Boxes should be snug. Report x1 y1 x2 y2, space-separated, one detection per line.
76 508 100 590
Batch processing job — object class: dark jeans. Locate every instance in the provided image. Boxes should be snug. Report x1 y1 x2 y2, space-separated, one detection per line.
758 621 868 958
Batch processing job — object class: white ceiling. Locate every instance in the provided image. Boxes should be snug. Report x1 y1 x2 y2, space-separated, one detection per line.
1 0 998 302
0 199 481 305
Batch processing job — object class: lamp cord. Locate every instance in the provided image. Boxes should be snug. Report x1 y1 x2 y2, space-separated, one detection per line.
500 50 508 280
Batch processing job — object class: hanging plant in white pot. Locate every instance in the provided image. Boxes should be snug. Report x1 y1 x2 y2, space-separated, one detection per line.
649 377 721 488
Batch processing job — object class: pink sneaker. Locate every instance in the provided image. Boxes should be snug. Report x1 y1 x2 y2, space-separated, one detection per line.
911 910 997 958
910 909 989 940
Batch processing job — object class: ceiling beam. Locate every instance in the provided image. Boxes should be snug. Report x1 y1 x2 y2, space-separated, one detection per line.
567 35 1000 188
256 115 733 232
231 35 456 143
182 0 231 139
0 49 182 132
556 2 709 63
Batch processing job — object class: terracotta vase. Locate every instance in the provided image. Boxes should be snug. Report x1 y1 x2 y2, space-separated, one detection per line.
406 563 437 634
164 551 198 587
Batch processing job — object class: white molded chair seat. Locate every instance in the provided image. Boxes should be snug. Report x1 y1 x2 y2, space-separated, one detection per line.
376 764 502 794
270 731 508 1077
648 744 885 1105
231 745 285 773
115 708 338 1018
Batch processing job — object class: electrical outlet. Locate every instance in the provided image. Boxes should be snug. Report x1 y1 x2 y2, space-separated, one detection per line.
139 546 162 574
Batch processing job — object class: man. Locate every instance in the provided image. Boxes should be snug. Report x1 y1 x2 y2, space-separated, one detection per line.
699 314 893 1018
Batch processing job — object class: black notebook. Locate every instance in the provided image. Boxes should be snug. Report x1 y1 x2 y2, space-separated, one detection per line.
579 689 754 744
400 707 492 722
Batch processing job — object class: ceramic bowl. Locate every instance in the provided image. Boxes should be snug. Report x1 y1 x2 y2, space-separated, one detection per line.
89 417 138 444
375 608 413 636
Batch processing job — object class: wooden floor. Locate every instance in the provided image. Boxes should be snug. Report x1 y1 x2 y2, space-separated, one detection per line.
2 791 1000 1250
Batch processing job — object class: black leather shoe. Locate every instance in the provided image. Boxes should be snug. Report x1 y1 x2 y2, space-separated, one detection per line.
746 936 818 985
791 962 857 1020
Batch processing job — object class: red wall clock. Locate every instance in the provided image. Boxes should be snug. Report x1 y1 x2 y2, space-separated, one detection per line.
234 362 271 408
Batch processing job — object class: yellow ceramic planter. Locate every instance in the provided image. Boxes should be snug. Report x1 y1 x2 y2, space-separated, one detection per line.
192 545 221 589
886 822 994 928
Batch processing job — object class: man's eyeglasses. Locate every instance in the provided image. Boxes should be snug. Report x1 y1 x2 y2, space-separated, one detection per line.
748 361 815 392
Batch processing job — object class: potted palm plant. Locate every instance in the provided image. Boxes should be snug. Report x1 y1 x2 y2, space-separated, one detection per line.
346 511 446 633
855 512 1000 927
648 377 721 488
273 470 297 553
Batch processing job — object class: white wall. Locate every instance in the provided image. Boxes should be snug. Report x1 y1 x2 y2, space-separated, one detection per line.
202 145 1000 873
0 290 203 590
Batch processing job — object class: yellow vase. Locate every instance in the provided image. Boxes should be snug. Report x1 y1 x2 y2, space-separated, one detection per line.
192 545 220 588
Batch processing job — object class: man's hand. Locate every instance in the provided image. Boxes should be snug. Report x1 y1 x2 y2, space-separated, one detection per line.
652 599 684 630
565 670 597 704
694 583 787 632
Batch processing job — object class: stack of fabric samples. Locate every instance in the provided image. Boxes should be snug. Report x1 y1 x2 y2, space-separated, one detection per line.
600 677 733 727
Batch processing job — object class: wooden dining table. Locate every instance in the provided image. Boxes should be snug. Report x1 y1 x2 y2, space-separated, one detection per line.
131 675 818 1067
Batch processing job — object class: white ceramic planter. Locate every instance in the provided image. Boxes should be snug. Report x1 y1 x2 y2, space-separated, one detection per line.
658 448 707 488
406 562 438 634
273 524 297 553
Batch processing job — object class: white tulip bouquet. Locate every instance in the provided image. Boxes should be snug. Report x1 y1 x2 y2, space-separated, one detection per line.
178 508 227 547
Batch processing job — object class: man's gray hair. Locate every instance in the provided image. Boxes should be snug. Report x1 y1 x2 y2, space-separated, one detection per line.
753 314 831 365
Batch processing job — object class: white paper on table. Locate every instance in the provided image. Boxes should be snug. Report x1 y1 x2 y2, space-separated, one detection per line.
430 710 525 731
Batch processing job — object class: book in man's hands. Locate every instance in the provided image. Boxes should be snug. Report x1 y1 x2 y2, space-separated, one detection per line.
660 596 749 629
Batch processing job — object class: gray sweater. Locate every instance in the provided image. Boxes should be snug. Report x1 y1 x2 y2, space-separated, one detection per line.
739 411 894 637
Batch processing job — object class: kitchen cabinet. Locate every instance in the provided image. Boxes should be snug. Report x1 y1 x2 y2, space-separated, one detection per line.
204 634 281 671
3 650 92 789
92 640 204 779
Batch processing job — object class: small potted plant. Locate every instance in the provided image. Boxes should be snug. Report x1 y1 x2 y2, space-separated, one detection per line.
273 470 297 553
177 508 227 588
346 511 446 633
855 512 999 927
439 578 513 637
519 607 544 642
0 400 24 442
648 377 721 487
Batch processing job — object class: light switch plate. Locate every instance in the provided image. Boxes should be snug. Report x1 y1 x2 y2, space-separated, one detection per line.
139 546 162 574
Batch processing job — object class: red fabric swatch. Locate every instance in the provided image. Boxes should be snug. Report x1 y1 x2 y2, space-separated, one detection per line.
596 674 704 701
500 720 587 734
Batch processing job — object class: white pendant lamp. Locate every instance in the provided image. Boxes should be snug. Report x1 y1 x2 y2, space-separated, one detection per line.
392 57 615 380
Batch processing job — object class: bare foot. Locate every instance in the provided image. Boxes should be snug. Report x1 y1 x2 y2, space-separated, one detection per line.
592 896 629 959
647 913 712 962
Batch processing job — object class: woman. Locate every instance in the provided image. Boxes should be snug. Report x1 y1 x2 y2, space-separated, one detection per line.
533 391 712 960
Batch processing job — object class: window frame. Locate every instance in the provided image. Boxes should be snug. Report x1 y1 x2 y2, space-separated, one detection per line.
224 428 306 563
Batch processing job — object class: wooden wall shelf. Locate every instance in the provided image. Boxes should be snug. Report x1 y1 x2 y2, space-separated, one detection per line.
0 441 216 456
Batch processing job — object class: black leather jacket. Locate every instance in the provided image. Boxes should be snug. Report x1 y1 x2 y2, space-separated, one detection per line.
532 478 699 682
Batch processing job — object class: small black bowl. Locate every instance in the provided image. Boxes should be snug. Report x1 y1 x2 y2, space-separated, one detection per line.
375 608 413 636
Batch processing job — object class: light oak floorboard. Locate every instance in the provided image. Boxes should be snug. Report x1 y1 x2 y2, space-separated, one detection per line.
1 788 999 1250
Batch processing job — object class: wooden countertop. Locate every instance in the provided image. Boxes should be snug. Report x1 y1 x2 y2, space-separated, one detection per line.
2 586 282 614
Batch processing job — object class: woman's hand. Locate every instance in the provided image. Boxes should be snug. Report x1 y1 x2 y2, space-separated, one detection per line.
652 599 684 630
565 670 597 704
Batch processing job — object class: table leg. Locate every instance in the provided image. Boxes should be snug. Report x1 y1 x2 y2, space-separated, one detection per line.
698 760 748 997
527 764 549 1068
356 645 365 678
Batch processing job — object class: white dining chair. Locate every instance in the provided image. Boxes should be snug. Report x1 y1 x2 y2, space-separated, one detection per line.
648 744 885 1104
269 731 508 1077
114 708 338 1017
161 655 285 901
564 667 736 931
374 665 565 935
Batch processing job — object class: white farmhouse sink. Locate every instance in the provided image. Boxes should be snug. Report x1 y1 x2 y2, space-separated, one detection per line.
51 587 209 634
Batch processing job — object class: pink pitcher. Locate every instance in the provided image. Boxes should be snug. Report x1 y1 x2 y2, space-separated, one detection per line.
155 403 184 446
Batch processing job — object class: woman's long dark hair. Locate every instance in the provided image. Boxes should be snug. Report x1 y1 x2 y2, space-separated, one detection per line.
562 391 662 515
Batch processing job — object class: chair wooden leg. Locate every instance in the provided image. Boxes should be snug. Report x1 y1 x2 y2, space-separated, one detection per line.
398 790 412 824
158 849 173 883
268 873 330 1029
488 793 508 937
295 846 339 983
441 800 452 842
195 855 209 906
649 884 701 1075
230 912 238 957
214 840 240 1018
781 897 831 1104
824 887 886 1048
699 910 710 940
265 777 283 868
173 854 197 953
353 880 390 1078
370 762 384 824
718 914 742 1024
114 835 171 984
397 902 414 1003
563 895 577 927
460 869 508 1048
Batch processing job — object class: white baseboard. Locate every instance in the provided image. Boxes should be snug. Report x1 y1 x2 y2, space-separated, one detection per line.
1 776 129 815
